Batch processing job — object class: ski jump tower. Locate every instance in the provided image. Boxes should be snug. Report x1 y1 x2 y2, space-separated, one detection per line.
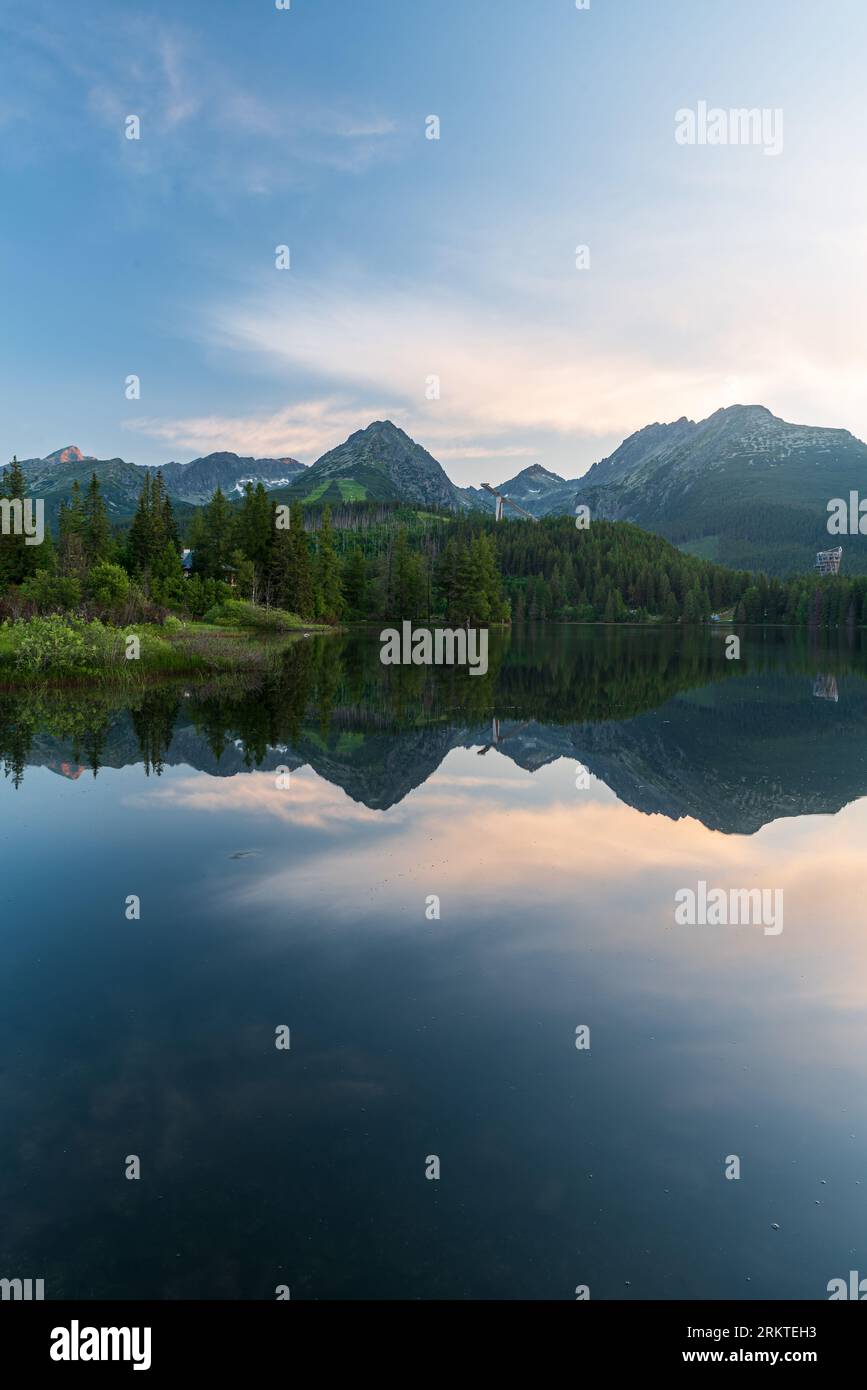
481 483 539 522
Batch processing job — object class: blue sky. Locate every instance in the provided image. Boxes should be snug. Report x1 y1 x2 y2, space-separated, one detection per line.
2 0 866 483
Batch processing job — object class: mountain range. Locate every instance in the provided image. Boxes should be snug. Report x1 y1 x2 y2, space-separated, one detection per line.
13 405 867 574
467 405 867 573
16 446 306 527
157 452 305 503
572 405 867 575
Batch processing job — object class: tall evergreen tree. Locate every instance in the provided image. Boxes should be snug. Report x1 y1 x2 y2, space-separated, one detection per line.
0 456 48 586
266 503 292 610
193 486 233 580
315 506 344 622
342 545 368 619
237 482 272 578
267 500 315 618
289 501 316 620
59 478 87 580
83 471 112 566
152 469 179 552
127 471 155 580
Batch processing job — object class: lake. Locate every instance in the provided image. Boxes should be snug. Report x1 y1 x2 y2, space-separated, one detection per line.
1 625 866 1300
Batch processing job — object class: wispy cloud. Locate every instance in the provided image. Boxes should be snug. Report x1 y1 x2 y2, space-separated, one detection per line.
159 221 867 474
122 253 867 475
331 117 399 139
124 398 392 462
7 0 867 476
134 282 759 470
0 10 402 194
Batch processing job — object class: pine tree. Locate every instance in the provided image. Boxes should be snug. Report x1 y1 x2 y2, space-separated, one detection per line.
127 471 155 580
229 548 256 600
342 545 368 619
243 483 273 572
193 487 233 580
289 502 316 620
474 532 507 622
0 456 47 586
83 471 112 566
267 506 293 610
391 527 425 618
683 586 702 624
466 537 492 624
315 506 343 622
268 500 315 618
126 469 182 594
434 537 461 618
59 478 87 580
152 470 178 553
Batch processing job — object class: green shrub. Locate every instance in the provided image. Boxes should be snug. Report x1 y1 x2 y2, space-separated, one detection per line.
19 571 82 613
203 599 306 631
183 575 231 618
86 561 130 608
13 615 123 674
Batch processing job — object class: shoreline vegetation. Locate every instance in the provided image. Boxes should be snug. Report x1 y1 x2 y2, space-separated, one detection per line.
3 461 867 683
0 608 331 688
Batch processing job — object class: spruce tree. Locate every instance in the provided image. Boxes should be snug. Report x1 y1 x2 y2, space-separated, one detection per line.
289 501 315 620
0 456 45 586
266 501 292 609
59 478 87 580
315 507 343 622
83 471 111 566
238 482 272 576
193 487 233 580
152 470 178 553
342 546 368 619
127 471 154 579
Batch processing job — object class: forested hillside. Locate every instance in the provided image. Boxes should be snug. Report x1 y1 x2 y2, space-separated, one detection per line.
3 458 867 631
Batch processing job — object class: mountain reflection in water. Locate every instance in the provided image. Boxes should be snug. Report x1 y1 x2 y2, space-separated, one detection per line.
3 626 866 835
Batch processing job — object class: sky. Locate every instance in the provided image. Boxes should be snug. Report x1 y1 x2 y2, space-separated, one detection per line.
2 0 866 484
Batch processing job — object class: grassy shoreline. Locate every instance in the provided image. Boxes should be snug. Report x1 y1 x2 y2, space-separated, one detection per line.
0 607 334 689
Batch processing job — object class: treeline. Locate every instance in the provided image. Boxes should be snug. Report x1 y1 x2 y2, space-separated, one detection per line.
4 457 867 629
0 464 509 626
733 572 867 629
494 516 749 622
0 464 346 625
185 486 507 623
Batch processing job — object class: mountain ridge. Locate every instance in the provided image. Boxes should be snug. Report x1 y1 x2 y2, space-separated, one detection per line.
153 451 306 503
281 419 470 510
11 403 867 572
570 404 867 573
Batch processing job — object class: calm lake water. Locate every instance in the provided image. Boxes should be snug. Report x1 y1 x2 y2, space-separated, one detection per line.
2 626 866 1300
